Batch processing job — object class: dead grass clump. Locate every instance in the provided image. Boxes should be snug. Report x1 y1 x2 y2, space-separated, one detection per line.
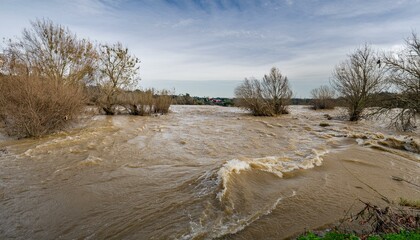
124 90 154 116
0 76 85 138
399 198 420 209
105 89 171 116
153 90 172 114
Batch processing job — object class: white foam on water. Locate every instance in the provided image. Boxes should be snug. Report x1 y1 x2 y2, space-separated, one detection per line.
78 155 103 167
215 149 328 203
216 159 251 201
182 189 298 240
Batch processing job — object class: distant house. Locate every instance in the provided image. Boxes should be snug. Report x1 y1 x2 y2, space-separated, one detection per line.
211 99 222 103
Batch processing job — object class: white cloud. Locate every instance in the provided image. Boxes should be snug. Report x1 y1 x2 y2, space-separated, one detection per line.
0 0 419 97
285 0 294 6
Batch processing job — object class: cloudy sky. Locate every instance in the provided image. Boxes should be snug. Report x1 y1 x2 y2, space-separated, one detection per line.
1 0 419 97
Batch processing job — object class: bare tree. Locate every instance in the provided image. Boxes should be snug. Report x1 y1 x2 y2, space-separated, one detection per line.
261 67 293 114
96 42 140 114
4 18 97 85
0 19 91 137
235 78 268 115
382 32 420 130
310 85 336 110
331 44 387 121
235 67 292 116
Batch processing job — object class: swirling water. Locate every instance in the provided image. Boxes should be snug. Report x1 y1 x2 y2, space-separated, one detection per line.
0 106 418 239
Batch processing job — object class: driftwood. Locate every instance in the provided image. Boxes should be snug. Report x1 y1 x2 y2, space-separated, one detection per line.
351 200 419 236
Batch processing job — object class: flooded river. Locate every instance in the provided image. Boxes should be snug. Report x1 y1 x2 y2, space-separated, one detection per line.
0 105 419 239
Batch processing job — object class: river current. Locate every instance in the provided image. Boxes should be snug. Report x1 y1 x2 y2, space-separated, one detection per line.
0 105 419 239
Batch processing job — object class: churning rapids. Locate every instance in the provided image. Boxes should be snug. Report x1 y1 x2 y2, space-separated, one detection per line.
0 105 419 239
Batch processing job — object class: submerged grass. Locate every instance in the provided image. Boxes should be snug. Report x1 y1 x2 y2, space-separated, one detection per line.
399 198 420 209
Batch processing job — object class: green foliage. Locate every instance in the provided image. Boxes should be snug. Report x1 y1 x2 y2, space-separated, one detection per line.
298 232 358 240
368 230 420 240
399 198 420 209
298 231 420 240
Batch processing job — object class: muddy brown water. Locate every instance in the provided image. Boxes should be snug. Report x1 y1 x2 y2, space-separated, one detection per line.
0 105 419 239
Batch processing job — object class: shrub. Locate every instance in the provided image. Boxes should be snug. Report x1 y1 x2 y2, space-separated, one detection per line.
235 67 292 116
0 75 85 138
121 90 154 116
311 85 336 110
96 89 172 116
153 90 172 114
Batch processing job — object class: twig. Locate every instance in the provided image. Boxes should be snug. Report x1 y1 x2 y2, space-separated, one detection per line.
340 161 391 203
392 176 420 188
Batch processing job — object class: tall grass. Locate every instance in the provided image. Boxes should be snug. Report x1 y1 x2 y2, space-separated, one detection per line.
105 89 172 116
0 75 86 138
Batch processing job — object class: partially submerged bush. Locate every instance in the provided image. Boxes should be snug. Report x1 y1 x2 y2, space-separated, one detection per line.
121 90 154 116
125 89 172 115
235 67 292 116
153 90 172 114
311 85 336 110
0 18 93 138
94 89 172 116
0 76 85 138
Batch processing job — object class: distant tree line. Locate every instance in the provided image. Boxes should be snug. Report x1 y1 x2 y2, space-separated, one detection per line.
170 94 315 107
0 19 171 138
171 93 234 106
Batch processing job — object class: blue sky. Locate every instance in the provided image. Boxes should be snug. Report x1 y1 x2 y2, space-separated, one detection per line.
1 0 419 97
